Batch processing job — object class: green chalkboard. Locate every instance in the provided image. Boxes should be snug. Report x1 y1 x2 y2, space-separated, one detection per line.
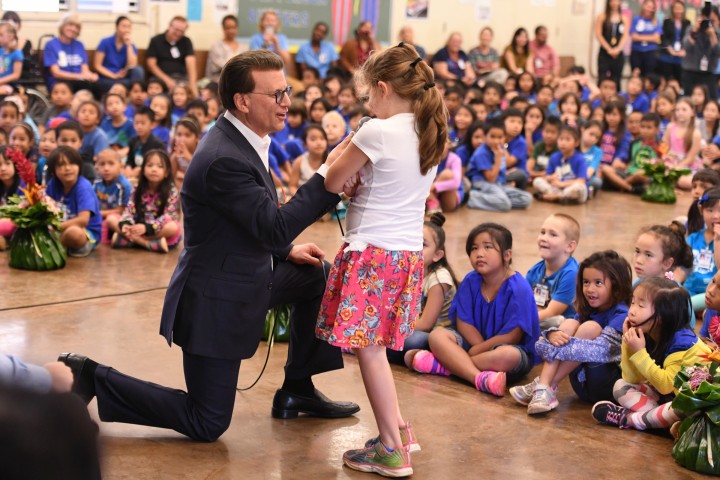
237 0 392 47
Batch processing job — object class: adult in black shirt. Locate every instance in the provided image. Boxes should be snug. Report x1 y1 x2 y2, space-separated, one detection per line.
146 16 198 96
656 0 691 82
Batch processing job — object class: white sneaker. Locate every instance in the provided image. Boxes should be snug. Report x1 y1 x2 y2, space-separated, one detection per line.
527 384 559 415
509 377 540 406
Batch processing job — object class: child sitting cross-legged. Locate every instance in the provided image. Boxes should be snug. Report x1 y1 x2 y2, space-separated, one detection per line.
533 125 589 204
407 223 540 397
511 250 633 414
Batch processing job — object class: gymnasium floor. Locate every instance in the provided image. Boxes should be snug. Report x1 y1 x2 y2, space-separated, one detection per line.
0 192 708 479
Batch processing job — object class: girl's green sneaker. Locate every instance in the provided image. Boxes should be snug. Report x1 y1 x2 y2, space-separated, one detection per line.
343 441 412 478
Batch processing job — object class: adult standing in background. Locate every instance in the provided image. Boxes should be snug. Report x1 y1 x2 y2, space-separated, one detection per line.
205 15 242 83
249 10 292 70
595 0 629 88
398 25 426 60
629 0 662 77
468 27 508 86
296 21 339 79
529 25 560 79
657 0 691 82
94 16 144 93
339 21 381 77
500 28 534 76
146 16 198 97
43 14 100 98
432 32 477 87
682 5 720 100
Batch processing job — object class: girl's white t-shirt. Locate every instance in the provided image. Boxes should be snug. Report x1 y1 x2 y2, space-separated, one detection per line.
345 113 437 252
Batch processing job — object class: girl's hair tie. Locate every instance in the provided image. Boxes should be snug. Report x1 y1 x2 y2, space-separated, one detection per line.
699 193 710 205
410 57 422 69
423 82 435 91
665 271 675 281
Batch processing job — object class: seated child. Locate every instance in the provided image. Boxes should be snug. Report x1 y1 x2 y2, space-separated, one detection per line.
45 146 102 257
36 128 58 185
77 100 110 162
93 149 132 244
408 223 540 397
526 214 581 330
512 250 632 413
592 278 711 431
109 149 181 253
99 93 135 158
187 99 212 134
393 213 458 365
533 125 589 204
289 124 327 195
580 120 604 193
126 107 165 179
0 145 23 250
466 118 533 212
321 110 347 150
527 116 561 180
427 138 463 213
56 120 95 182
503 108 529 189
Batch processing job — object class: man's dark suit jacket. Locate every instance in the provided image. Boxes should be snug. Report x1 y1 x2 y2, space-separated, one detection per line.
159 115 339 360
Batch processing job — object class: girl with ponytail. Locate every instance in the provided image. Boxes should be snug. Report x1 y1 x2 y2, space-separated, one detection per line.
316 43 447 477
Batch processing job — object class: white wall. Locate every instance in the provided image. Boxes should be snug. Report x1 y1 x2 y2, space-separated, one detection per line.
18 0 604 73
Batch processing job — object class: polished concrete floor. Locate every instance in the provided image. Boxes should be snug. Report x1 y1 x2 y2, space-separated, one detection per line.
0 192 709 479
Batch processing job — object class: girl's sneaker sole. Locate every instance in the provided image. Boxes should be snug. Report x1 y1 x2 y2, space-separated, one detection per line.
343 458 413 478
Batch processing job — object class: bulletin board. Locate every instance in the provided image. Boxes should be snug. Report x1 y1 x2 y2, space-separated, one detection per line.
237 0 392 46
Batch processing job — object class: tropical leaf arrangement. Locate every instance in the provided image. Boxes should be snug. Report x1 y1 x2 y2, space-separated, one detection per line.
0 148 66 270
636 142 690 204
671 347 720 475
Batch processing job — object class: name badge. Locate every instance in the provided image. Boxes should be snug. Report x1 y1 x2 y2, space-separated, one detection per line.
698 248 715 272
534 284 550 307
170 46 181 59
457 59 466 70
626 103 634 115
674 41 682 51
537 155 549 168
535 57 543 69
701 56 709 72
319 52 328 63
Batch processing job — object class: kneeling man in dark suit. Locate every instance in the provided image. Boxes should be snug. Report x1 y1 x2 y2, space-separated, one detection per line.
58 50 359 441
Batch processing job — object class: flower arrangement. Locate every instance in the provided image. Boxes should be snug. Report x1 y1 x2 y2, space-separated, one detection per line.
636 142 691 204
671 346 720 474
0 148 66 270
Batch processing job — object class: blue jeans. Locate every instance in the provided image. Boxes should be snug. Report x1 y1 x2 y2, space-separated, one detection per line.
96 66 145 94
386 330 431 365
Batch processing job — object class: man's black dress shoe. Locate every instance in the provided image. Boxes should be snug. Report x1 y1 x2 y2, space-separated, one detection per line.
57 353 98 405
272 388 360 419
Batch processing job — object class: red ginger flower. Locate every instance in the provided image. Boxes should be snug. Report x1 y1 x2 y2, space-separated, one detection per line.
7 147 34 188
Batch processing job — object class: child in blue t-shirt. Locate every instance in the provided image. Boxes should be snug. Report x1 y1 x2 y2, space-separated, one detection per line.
0 22 23 94
580 120 604 193
45 146 102 257
533 125 589 204
35 128 57 186
503 108 529 189
93 149 132 243
512 251 632 413
410 223 540 397
77 100 110 162
526 214 581 330
466 119 533 212
99 93 134 157
272 100 308 147
621 76 651 114
681 187 720 312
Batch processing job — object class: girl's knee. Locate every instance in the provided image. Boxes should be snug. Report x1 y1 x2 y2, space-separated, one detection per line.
160 221 180 237
428 328 453 346
576 321 602 339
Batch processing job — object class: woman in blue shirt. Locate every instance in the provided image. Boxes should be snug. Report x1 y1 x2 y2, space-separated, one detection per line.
629 0 662 77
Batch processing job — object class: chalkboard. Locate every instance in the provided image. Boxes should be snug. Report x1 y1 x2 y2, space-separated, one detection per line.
237 0 392 47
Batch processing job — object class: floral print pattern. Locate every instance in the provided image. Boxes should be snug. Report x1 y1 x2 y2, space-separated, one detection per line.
316 244 423 351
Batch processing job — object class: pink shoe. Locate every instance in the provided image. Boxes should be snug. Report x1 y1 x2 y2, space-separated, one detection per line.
475 371 506 397
411 350 450 376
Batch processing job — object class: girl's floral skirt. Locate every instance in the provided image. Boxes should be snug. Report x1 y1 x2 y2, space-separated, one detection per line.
316 243 423 351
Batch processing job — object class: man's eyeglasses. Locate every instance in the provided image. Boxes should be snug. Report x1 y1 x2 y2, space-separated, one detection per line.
247 86 293 105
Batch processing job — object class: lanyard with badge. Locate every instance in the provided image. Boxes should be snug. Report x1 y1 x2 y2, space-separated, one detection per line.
698 242 715 273
534 278 550 307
